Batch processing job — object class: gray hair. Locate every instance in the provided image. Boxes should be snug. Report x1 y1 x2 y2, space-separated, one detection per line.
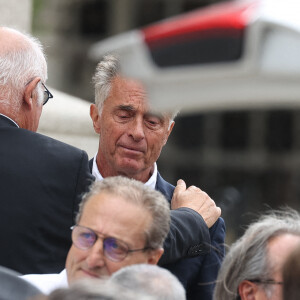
110 264 186 300
92 54 178 123
0 27 47 107
282 244 300 300
76 176 170 249
45 278 155 300
213 208 300 300
92 54 120 115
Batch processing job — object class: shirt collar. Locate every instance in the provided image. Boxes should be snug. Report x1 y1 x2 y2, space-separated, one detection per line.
0 113 19 128
92 154 157 189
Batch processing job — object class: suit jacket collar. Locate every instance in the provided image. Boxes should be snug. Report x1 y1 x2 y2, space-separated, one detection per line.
88 158 93 173
155 172 175 203
0 114 19 128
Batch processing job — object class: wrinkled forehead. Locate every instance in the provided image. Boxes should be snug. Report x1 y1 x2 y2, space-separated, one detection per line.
81 190 144 219
79 191 151 239
110 76 174 119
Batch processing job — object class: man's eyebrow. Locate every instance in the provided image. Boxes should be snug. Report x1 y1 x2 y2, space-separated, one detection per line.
117 105 135 111
146 111 165 120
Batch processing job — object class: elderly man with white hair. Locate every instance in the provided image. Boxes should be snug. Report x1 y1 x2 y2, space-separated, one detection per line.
0 26 93 274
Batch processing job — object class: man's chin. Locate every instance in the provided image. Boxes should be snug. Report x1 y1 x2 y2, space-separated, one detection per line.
117 161 143 175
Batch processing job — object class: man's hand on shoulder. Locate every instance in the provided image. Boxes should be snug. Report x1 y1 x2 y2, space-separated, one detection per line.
171 179 221 228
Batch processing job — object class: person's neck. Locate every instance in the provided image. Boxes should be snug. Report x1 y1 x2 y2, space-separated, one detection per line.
96 155 153 183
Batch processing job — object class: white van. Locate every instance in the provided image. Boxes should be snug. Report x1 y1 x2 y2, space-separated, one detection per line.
89 0 300 112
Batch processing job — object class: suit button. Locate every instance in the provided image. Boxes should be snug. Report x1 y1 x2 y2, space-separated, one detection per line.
187 244 210 256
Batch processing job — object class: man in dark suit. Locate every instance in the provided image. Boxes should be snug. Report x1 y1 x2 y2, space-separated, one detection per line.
0 27 93 274
89 55 225 300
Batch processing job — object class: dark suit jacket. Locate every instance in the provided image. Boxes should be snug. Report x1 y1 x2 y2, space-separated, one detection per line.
156 173 226 300
88 159 213 265
0 115 93 274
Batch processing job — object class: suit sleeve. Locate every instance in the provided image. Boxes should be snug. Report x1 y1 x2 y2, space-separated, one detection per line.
186 218 226 300
158 207 211 265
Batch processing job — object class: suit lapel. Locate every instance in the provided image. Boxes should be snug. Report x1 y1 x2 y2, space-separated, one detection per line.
155 172 175 203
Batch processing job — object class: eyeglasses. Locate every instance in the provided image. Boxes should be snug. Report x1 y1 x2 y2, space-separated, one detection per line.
71 225 151 262
25 79 53 105
248 279 283 285
41 82 53 105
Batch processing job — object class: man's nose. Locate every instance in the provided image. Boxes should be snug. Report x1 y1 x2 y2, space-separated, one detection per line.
85 239 105 269
129 117 145 141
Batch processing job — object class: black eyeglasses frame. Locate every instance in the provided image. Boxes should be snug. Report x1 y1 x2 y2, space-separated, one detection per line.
248 279 283 285
41 82 53 105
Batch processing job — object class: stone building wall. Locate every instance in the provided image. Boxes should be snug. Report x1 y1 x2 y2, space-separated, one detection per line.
0 0 32 32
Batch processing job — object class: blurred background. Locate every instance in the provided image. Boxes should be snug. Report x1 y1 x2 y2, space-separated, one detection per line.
2 0 300 243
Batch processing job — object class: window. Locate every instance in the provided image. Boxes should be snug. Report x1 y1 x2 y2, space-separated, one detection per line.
221 112 248 150
266 110 292 152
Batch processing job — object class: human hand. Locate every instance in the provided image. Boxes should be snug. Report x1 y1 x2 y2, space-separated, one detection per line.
171 179 221 228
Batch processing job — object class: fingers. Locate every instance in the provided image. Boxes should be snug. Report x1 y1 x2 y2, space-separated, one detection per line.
171 179 186 210
217 206 222 218
176 179 186 189
173 179 186 195
201 199 222 228
187 185 201 192
204 206 222 228
171 179 221 228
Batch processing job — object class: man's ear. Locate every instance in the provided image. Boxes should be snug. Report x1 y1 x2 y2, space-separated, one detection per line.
147 248 164 265
23 78 40 109
163 121 175 146
90 104 101 134
238 280 258 300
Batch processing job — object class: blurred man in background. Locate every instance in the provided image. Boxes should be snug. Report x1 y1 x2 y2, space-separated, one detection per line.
110 264 186 300
214 208 300 300
37 279 154 300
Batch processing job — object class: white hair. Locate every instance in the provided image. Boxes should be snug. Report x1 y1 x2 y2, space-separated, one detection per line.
0 27 47 107
110 264 186 300
46 278 155 300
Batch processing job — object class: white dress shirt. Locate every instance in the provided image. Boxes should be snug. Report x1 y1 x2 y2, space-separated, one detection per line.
21 269 68 295
92 153 158 189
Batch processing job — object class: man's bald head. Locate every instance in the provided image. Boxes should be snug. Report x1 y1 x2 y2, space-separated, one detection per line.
0 27 31 52
0 27 47 130
0 27 47 89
